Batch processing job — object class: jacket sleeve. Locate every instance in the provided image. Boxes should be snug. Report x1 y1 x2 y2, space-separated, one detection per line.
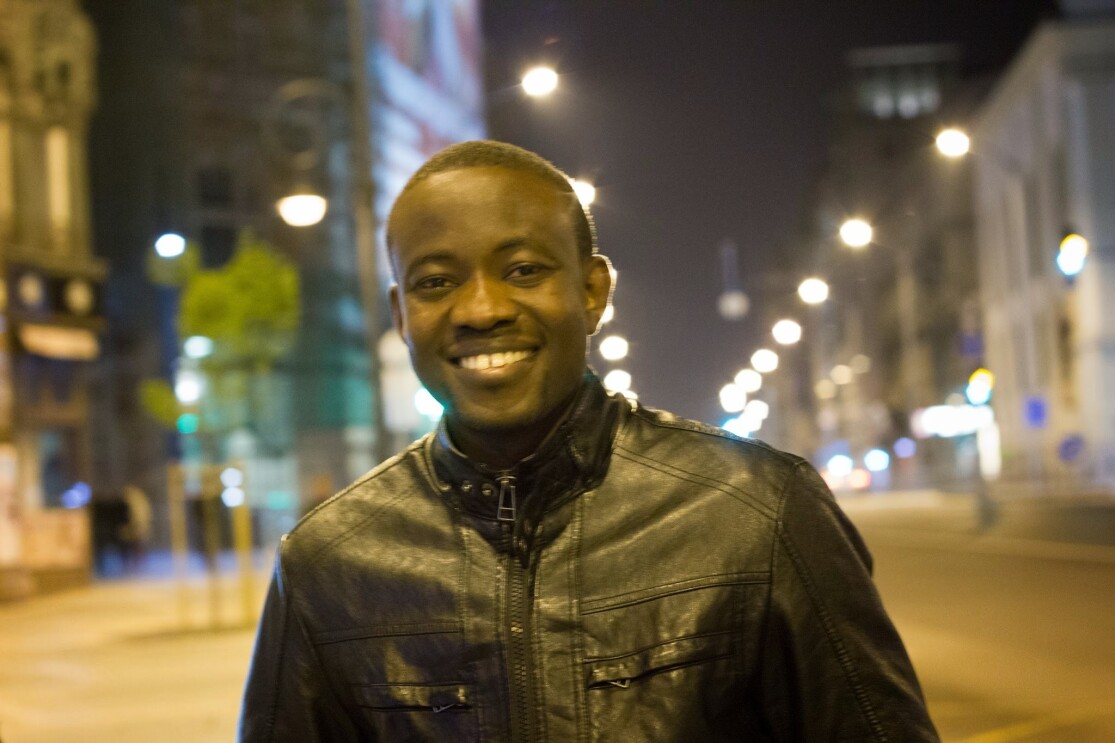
757 461 940 742
239 548 363 742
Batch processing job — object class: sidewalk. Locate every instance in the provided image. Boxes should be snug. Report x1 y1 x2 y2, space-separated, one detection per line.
838 488 1115 561
0 554 271 743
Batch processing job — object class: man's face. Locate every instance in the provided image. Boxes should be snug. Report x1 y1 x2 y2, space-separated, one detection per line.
389 166 612 454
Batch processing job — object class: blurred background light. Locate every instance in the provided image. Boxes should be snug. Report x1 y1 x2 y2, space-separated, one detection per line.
719 382 747 413
154 232 186 258
176 413 199 434
935 127 971 158
864 448 891 472
751 348 778 373
734 368 762 393
61 481 92 509
603 369 632 393
1057 232 1088 277
277 193 328 227
798 277 829 304
521 65 558 97
839 218 873 248
894 437 917 459
174 370 203 404
570 178 595 207
772 319 802 345
848 468 872 490
220 467 244 488
414 388 444 419
599 304 615 325
966 367 995 405
815 379 837 399
598 334 628 361
221 486 246 508
744 399 770 421
830 364 854 385
827 453 854 478
183 335 214 359
717 289 750 320
850 353 872 374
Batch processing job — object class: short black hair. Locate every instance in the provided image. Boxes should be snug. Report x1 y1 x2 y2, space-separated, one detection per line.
386 140 598 263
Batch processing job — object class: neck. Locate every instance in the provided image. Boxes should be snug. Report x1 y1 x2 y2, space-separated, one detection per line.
446 389 582 471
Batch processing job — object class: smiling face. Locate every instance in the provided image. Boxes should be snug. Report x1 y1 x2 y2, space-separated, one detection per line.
389 166 612 466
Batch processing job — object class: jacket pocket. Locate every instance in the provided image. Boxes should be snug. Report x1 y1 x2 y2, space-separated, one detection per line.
352 682 478 740
585 631 734 689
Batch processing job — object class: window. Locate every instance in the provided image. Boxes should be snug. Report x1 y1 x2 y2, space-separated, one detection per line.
46 126 71 248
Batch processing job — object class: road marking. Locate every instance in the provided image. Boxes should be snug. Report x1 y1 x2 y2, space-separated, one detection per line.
958 700 1115 742
862 527 1115 564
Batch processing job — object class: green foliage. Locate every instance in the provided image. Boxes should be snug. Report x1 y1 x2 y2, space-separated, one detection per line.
139 378 180 429
179 230 301 370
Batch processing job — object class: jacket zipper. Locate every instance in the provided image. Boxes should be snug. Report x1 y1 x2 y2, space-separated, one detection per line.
498 473 533 742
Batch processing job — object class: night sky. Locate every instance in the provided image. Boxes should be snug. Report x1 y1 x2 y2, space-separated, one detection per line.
482 0 1060 426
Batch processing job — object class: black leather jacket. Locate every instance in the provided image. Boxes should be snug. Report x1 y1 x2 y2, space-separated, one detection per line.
240 373 938 741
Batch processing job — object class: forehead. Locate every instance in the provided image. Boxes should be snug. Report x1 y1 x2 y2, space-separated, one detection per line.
390 166 575 253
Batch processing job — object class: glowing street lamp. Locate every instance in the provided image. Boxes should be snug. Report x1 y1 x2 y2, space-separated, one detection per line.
277 192 328 227
1057 232 1089 277
719 383 747 413
798 277 829 305
570 178 595 207
603 369 632 393
598 335 629 361
154 232 186 258
935 128 971 158
734 368 762 393
772 319 802 345
522 66 558 97
751 348 779 373
839 218 873 249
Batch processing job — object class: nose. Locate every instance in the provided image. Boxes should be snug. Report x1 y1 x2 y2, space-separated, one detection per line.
450 274 516 331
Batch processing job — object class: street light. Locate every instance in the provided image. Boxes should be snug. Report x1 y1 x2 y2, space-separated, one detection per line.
277 192 328 227
1057 232 1089 277
935 128 971 158
522 66 558 97
798 277 829 304
603 369 632 393
751 348 779 373
155 232 186 258
570 178 595 207
772 319 802 345
839 218 873 249
734 368 762 393
719 383 747 413
598 334 629 361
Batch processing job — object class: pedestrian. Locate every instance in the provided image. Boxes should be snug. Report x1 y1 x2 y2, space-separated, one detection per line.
240 140 939 741
119 483 152 573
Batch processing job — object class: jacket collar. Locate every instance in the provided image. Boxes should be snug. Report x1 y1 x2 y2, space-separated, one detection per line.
427 370 624 522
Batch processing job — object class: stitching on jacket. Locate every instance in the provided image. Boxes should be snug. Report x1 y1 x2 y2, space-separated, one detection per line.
570 497 590 742
278 548 360 737
299 449 422 568
612 447 781 520
583 627 736 663
776 467 888 741
311 621 460 644
580 571 769 614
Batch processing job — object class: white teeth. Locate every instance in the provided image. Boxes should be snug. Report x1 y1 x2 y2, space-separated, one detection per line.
459 350 531 370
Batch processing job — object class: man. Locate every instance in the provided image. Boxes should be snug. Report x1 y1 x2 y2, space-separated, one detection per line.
240 140 939 741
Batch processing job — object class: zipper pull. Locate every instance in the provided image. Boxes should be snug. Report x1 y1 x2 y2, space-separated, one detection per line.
496 474 517 522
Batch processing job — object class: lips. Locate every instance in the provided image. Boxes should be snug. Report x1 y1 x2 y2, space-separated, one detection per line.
455 349 534 370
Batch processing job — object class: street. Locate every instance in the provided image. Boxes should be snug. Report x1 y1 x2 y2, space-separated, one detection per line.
1 493 1113 742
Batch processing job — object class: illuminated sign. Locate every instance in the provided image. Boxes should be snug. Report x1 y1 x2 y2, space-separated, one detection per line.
910 404 994 438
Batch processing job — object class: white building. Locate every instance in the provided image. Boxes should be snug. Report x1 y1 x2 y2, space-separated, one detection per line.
973 8 1115 489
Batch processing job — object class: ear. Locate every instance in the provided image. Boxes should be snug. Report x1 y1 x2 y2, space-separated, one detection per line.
389 284 405 337
583 254 614 336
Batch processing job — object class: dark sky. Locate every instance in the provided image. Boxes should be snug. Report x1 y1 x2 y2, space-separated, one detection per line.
482 0 1060 425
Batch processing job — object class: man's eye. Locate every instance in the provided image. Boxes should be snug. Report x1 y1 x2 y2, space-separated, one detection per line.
414 276 452 291
507 264 545 281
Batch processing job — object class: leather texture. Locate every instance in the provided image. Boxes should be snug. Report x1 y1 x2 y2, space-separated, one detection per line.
240 373 940 741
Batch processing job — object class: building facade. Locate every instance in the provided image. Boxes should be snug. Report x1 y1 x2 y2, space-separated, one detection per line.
973 12 1115 490
0 0 103 598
